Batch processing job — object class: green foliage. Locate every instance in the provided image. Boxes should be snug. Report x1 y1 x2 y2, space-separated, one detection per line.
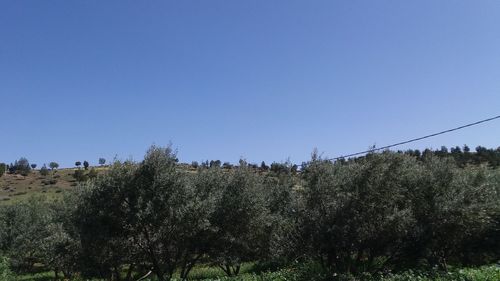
0 256 15 281
75 146 217 281
0 196 53 272
1 147 499 281
11 157 31 176
404 145 500 168
210 160 222 168
49 162 59 170
207 165 269 276
260 161 269 171
87 167 98 179
295 152 500 273
297 153 418 273
0 163 6 177
39 164 49 176
72 169 87 182
99 157 106 166
399 156 499 269
83 160 89 170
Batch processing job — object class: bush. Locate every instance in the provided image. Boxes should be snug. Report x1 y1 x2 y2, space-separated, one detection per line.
87 168 98 179
0 256 14 281
73 169 87 182
0 163 6 177
40 165 49 176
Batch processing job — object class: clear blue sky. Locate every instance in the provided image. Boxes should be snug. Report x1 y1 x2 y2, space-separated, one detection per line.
1 0 499 168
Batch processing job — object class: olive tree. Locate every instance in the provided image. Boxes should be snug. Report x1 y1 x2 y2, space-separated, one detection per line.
0 196 53 272
403 156 500 270
298 153 418 274
76 146 215 281
208 164 270 276
49 162 59 170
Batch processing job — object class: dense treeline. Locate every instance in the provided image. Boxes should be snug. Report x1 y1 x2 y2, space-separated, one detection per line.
401 145 500 168
0 146 499 281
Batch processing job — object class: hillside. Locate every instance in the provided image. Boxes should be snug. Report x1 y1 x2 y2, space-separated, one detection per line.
0 164 206 204
0 168 105 204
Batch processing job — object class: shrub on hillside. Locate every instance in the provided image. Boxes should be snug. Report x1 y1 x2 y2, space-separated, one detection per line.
39 165 49 176
73 169 87 182
87 168 98 179
0 163 6 177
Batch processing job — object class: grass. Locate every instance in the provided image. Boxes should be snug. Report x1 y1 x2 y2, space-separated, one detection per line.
10 264 500 281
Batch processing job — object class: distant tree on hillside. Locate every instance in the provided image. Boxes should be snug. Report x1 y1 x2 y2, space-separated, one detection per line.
75 161 81 168
401 144 500 168
49 162 59 170
8 163 15 174
40 164 49 176
30 164 37 170
83 161 89 170
15 157 31 176
98 158 106 166
191 161 199 168
270 162 289 174
210 160 221 168
260 161 268 171
0 163 6 177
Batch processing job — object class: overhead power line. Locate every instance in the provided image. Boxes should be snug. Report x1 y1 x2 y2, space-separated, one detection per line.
323 114 500 162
